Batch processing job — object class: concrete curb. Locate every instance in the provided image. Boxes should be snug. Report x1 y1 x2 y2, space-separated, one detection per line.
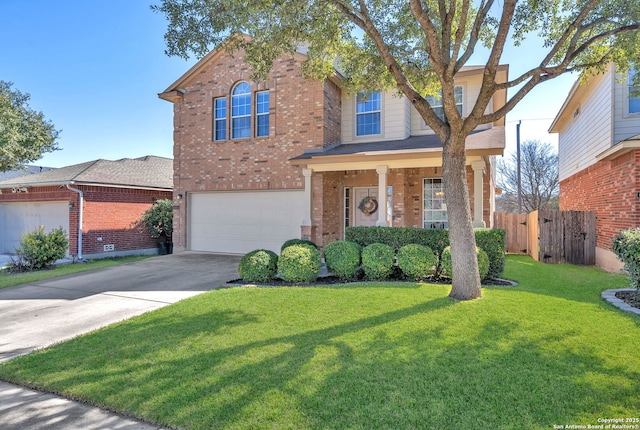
601 288 640 316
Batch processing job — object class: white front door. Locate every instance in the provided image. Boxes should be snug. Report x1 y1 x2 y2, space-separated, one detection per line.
353 188 379 227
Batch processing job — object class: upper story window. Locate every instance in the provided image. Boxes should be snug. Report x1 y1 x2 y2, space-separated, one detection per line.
426 86 463 121
356 91 381 136
255 91 270 137
213 97 227 141
231 82 251 139
629 68 640 114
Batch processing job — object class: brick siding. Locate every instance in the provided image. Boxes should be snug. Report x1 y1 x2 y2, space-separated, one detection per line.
560 149 640 250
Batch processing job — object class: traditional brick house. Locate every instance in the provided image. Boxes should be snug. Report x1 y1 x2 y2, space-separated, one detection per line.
550 64 640 271
0 156 173 259
159 42 508 254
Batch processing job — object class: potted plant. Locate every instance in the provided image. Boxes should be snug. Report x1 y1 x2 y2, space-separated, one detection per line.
140 199 173 254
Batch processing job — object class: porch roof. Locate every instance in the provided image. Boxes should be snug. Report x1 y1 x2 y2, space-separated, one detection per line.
290 126 505 171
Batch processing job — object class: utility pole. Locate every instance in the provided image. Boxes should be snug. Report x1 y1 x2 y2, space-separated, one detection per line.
516 120 522 214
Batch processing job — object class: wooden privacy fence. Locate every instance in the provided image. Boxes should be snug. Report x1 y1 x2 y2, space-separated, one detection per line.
494 210 596 265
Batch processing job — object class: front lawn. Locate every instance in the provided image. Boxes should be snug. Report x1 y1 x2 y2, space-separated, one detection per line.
0 255 154 290
0 256 638 429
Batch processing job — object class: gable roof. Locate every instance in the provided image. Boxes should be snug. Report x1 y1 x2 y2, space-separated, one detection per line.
0 156 173 190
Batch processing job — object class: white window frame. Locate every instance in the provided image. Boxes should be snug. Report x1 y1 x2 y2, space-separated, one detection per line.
628 68 640 115
423 178 448 229
231 81 252 139
355 91 382 137
213 97 227 141
255 90 270 137
425 85 464 122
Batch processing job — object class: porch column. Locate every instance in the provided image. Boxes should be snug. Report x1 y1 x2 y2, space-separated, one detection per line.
376 165 389 226
302 168 313 227
471 160 486 228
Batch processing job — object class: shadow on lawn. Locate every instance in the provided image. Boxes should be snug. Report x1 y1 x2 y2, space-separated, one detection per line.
4 286 640 429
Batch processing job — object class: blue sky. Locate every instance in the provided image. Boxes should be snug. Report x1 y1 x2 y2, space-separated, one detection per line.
1 1 575 168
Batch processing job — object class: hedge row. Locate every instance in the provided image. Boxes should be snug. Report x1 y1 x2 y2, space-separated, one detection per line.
345 226 506 278
239 242 321 283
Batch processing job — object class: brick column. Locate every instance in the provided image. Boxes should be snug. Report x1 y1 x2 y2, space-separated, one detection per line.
376 165 389 226
301 168 314 240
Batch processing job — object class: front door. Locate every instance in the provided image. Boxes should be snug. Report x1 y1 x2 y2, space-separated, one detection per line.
353 188 379 227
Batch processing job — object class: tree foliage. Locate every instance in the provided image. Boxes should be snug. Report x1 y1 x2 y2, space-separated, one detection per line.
497 140 559 213
0 81 60 172
153 0 640 300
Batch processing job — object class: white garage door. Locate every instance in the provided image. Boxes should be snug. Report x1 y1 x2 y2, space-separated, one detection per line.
0 202 69 253
189 190 306 254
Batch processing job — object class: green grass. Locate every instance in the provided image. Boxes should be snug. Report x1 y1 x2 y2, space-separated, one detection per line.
1 255 638 429
0 255 154 290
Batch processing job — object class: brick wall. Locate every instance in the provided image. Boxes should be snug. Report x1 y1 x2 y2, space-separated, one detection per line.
80 186 172 255
171 49 338 250
0 185 171 256
560 149 640 250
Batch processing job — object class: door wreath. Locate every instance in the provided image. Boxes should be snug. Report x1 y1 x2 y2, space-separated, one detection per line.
358 196 378 216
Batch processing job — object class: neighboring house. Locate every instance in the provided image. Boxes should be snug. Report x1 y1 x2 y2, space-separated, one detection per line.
0 165 56 181
159 41 508 255
550 64 640 272
0 156 173 258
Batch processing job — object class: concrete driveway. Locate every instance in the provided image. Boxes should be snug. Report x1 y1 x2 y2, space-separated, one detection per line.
0 252 241 429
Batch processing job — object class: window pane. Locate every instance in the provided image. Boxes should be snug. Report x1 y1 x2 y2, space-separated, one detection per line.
356 92 381 113
214 119 226 141
256 115 269 137
630 69 640 114
213 98 226 141
256 91 269 137
423 178 447 229
232 117 251 139
356 112 380 136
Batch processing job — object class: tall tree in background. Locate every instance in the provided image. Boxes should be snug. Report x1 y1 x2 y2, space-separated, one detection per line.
497 140 559 213
153 0 640 300
0 81 59 172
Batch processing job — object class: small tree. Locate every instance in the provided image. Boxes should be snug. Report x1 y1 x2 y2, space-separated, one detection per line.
140 199 174 242
612 228 640 299
10 226 69 272
0 81 60 172
498 140 559 213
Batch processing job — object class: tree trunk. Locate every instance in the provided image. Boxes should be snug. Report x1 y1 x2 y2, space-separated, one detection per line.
442 132 482 300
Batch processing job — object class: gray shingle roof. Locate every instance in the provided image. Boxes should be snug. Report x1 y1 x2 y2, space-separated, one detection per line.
0 165 56 181
0 156 173 190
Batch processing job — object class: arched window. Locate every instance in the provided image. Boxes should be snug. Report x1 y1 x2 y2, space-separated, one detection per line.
231 82 251 139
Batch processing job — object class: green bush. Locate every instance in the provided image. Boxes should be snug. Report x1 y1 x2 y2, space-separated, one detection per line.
323 240 362 280
612 228 640 297
281 238 318 252
238 249 278 282
474 229 506 279
361 243 395 280
440 246 490 281
13 226 69 271
397 244 436 280
140 199 173 239
278 244 321 283
345 226 506 278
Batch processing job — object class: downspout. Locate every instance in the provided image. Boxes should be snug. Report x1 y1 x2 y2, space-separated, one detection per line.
66 183 84 260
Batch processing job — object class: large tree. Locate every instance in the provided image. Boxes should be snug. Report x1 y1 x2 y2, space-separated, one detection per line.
0 81 59 172
153 0 640 300
498 140 559 213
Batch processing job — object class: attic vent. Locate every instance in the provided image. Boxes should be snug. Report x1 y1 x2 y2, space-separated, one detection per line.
573 106 581 119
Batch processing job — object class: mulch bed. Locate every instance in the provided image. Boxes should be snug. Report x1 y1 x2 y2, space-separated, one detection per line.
228 275 515 287
615 290 640 310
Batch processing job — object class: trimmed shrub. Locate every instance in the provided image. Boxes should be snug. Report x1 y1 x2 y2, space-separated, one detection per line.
612 228 640 298
345 226 506 278
12 226 69 271
397 244 436 280
440 246 490 281
474 228 506 279
278 244 321 283
361 243 395 280
281 238 318 252
238 249 278 282
323 240 362 280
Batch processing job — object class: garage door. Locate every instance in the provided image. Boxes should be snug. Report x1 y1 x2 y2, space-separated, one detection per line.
189 190 305 254
0 202 69 253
